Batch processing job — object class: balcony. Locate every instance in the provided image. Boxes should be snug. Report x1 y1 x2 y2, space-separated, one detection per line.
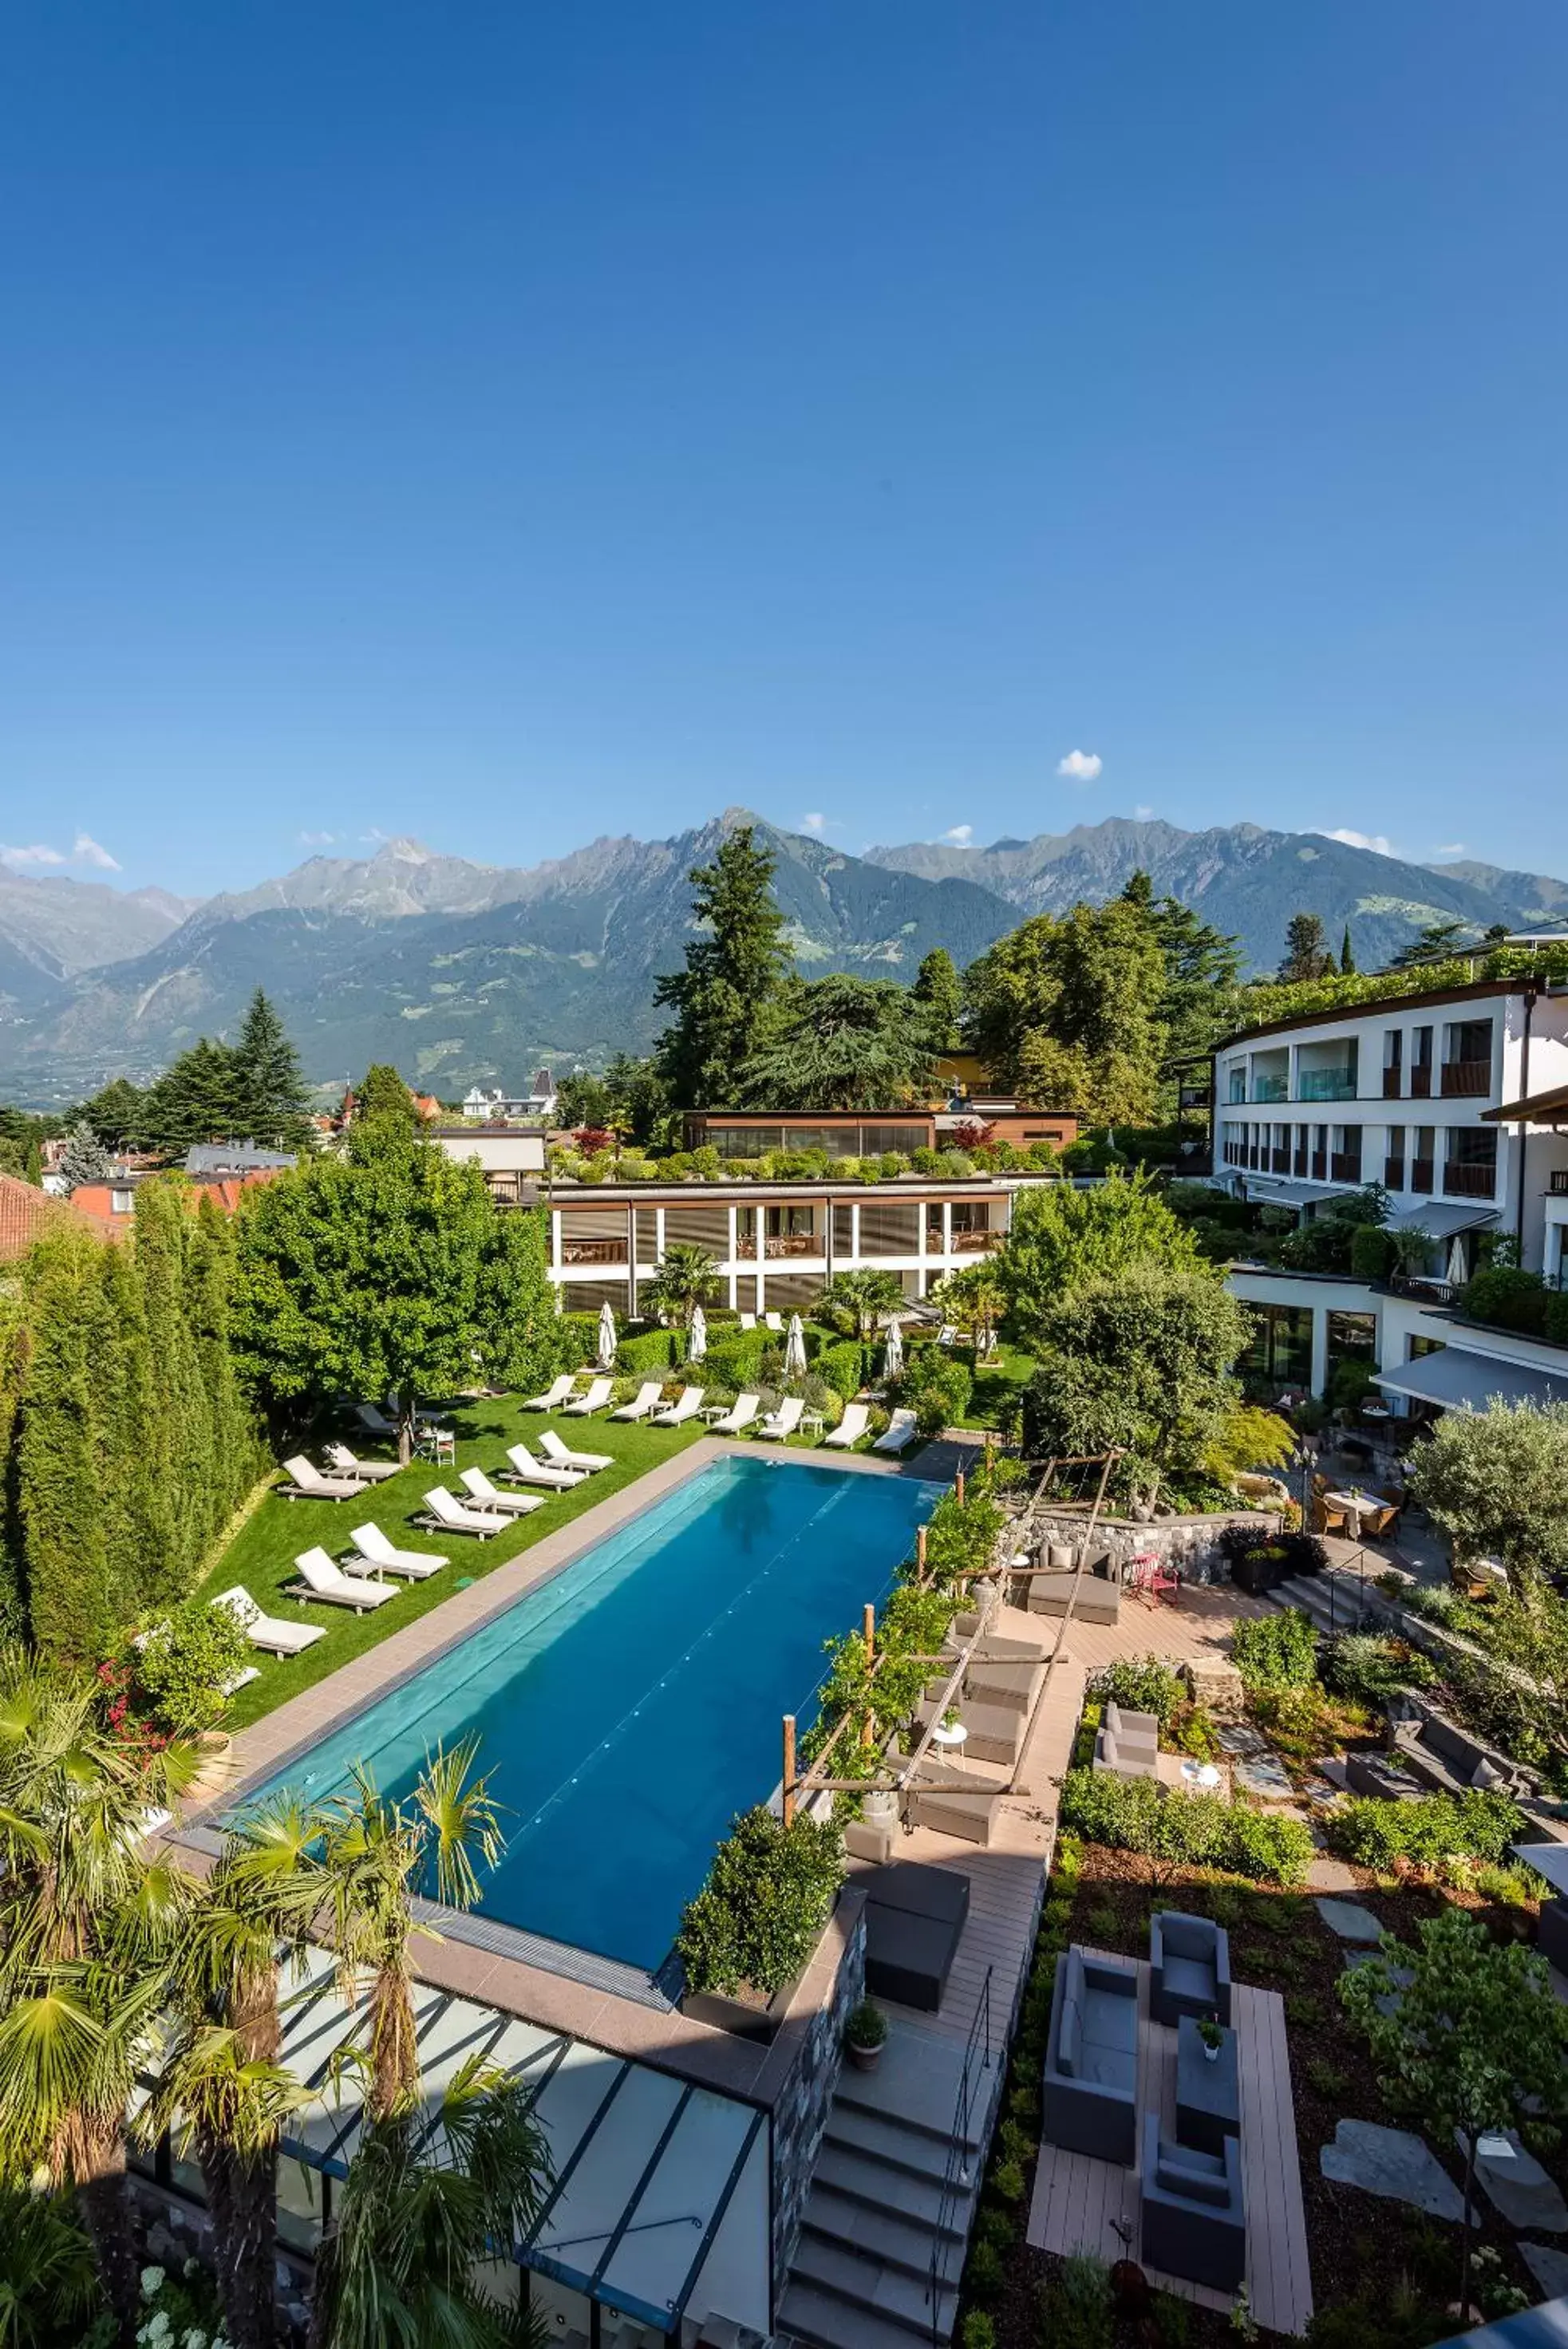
1297 1069 1358 1103
1383 1157 1405 1190
1309 1150 1328 1181
1443 1161 1496 1199
1381 1068 1402 1099
1329 1153 1364 1184
1252 1076 1288 1103
950 1228 1002 1253
1440 1060 1491 1099
1270 1147 1291 1173
763 1233 820 1258
560 1238 629 1265
1410 1158 1434 1194
1410 1066 1432 1099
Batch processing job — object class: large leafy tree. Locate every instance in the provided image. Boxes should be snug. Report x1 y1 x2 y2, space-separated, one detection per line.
602 1052 670 1147
737 973 936 1110
999 1171 1203 1348
962 897 1167 1122
354 1062 420 1134
654 825 790 1107
1409 1400 1568 1593
230 988 314 1148
233 1122 558 1462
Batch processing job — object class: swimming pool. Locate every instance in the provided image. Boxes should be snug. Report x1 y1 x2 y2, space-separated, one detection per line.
247 1456 938 1970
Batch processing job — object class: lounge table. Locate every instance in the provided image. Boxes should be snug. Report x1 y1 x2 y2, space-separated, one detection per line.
1175 2014 1240 2158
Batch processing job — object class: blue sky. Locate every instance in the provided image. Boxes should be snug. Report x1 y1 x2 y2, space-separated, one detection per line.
2 2 1564 897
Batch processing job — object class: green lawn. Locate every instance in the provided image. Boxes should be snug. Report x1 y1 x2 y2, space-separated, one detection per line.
958 1341 1036 1429
199 1392 709 1730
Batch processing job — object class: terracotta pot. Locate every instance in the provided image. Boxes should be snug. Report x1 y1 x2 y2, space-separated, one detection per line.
847 2039 883 2071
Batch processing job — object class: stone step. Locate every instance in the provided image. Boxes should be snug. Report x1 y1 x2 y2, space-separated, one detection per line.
831 2027 987 2150
788 2232 960 2340
822 2102 956 2184
777 2276 954 2349
812 2141 966 2233
802 2181 966 2276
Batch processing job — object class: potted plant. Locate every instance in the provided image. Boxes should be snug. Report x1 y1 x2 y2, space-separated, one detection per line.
1196 2014 1226 2063
845 1997 888 2071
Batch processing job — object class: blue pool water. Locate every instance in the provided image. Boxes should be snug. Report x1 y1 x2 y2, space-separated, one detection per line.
248 1457 938 1970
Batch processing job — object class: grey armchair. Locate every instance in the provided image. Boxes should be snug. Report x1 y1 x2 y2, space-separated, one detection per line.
1139 2111 1246 2291
1042 1945 1139 2164
1150 1909 1231 2026
1094 1724 1159 1781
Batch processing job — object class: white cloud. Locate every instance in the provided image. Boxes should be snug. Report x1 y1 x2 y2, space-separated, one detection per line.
1057 748 1103 783
0 842 65 869
72 832 120 870
936 824 974 847
1319 827 1395 856
1133 804 1155 821
1432 842 1467 859
298 831 339 847
800 813 825 835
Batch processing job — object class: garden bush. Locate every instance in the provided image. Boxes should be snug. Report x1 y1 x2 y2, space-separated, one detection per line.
921 1490 1005 1589
1217 1525 1329 1581
1088 1653 1186 1730
616 1326 683 1375
813 1338 866 1400
555 1310 603 1370
1058 1767 1314 1885
1325 1788 1527 1870
126 1595 255 1735
677 1806 843 1996
895 1347 973 1436
1230 1608 1319 1689
1349 1224 1400 1283
1321 1631 1436 1705
1460 1265 1552 1338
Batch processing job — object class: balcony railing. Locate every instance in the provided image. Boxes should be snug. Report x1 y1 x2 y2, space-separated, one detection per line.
1330 1153 1364 1184
1440 1060 1491 1099
1443 1162 1497 1198
1309 1150 1327 1180
1410 1066 1432 1099
1383 1157 1404 1190
1551 1171 1568 1197
763 1233 820 1258
1252 1077 1288 1103
1382 1068 1402 1099
1297 1069 1358 1102
560 1238 628 1265
1410 1158 1434 1193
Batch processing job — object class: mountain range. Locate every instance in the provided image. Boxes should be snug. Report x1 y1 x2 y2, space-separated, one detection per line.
1 816 1563 1104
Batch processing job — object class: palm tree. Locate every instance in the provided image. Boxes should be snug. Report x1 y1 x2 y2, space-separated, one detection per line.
817 1268 905 1345
930 1261 1007 1355
0 2183 106 2347
641 1241 721 1334
319 1742 503 2123
306 2057 551 2349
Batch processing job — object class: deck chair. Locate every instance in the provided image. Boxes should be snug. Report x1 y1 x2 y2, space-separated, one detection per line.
347 1523 448 1579
822 1402 871 1449
355 1401 399 1439
415 1487 511 1539
211 1585 326 1658
764 1312 785 1332
708 1393 760 1435
461 1466 548 1517
872 1407 919 1455
289 1547 399 1613
278 1455 368 1502
652 1386 705 1426
325 1441 400 1484
610 1380 665 1422
738 1313 757 1331
500 1442 583 1490
756 1396 804 1442
522 1373 576 1411
562 1377 614 1416
539 1431 613 1473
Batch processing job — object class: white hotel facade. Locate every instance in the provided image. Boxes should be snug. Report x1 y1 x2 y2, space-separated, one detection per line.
1212 977 1568 1412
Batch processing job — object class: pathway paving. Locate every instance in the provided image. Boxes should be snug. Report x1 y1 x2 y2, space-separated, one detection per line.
1456 2131 1568 2234
1321 2119 1476 2222
1313 1897 1384 1944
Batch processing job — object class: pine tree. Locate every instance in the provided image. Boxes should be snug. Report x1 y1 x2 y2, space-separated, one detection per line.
911 949 962 1054
1340 923 1356 975
80 1077 144 1149
231 989 314 1148
1278 911 1335 984
57 1120 113 1189
137 1038 244 1152
653 825 790 1107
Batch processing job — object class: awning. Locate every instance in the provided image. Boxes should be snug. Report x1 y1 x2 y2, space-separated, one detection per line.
1375 1348 1568 1413
1387 1201 1499 1238
1484 1081 1568 1127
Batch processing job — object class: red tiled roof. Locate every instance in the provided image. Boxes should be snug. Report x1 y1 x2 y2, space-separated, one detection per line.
0 1172 104 1260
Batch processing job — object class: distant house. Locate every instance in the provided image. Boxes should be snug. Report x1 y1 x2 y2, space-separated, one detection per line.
0 1171 116 1259
461 1069 559 1123
184 1144 297 1177
430 1123 547 1207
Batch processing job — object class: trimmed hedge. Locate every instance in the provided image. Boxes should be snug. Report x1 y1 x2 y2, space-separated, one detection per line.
1325 1787 1526 1869
813 1338 866 1401
676 1805 843 1995
1058 1765 1315 1886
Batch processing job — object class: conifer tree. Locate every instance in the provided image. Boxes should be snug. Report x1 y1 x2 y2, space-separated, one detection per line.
96 1236 170 1614
1340 923 1356 974
17 1230 129 1658
57 1119 113 1189
653 825 789 1107
136 1037 244 1152
186 1191 265 1521
231 989 314 1147
133 1179 216 1593
911 948 962 1053
355 1063 419 1134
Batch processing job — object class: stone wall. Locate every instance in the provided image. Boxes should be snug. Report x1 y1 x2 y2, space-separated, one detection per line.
1030 1506 1280 1582
132 2177 314 2338
763 1885 867 2290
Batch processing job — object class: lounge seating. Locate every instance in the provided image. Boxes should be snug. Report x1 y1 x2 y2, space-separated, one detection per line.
1042 1945 1139 2164
1093 1719 1158 1779
756 1396 804 1442
764 1312 784 1332
522 1374 577 1411
416 1486 511 1539
1387 1699 1533 1798
288 1547 399 1613
539 1430 612 1473
1139 2113 1246 2292
652 1386 705 1427
738 1313 757 1330
355 1402 399 1439
918 1695 1025 1769
902 1759 1004 1847
822 1402 871 1449
708 1393 760 1435
347 1524 448 1580
562 1376 614 1416
500 1442 583 1490
460 1467 547 1517
133 1613 259 1696
860 1863 970 2013
610 1381 665 1423
872 1408 918 1455
960 1655 1043 1718
278 1455 368 1502
325 1441 401 1484
1025 1546 1121 1625
211 1585 326 1658
1150 1911 1231 2027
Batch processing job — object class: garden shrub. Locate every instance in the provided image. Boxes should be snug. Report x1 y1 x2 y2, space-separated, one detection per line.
896 1348 973 1436
1088 1653 1186 1730
1460 1265 1551 1338
128 1595 254 1735
960 2315 997 2349
1325 1788 1527 1869
677 1806 843 1996
1321 1631 1435 1705
616 1327 681 1375
1349 1225 1400 1282
1057 1768 1314 1885
555 1311 603 1369
1217 1525 1329 1581
921 1490 1005 1589
1328 1356 1380 1413
1230 1608 1319 1688
813 1338 866 1401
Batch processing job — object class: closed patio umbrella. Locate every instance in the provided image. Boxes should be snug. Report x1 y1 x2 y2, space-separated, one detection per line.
883 1317 904 1380
597 1299 618 1369
689 1305 707 1364
784 1312 808 1381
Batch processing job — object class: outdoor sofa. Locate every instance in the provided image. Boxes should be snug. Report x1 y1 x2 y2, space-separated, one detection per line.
1042 1944 1139 2165
1021 1543 1121 1625
1139 2112 1246 2291
1150 1910 1231 2027
1384 1696 1534 1799
1094 1698 1159 1782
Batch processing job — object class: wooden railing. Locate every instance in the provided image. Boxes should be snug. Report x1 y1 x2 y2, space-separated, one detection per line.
559 1237 628 1265
1440 1061 1491 1098
1443 1161 1497 1198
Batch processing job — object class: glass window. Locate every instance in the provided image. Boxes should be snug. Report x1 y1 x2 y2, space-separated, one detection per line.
1242 1304 1313 1388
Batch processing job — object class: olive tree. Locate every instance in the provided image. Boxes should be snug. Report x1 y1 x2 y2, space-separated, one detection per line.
1410 1399 1568 1593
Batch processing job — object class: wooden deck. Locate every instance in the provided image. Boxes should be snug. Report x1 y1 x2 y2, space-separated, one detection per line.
1026 1956 1313 2337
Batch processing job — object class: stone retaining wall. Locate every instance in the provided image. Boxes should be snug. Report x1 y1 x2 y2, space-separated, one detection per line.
1030 1506 1281 1580
767 1886 867 2288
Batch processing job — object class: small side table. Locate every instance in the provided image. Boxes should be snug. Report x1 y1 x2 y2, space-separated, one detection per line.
931 1720 969 1772
698 1405 732 1426
800 1411 826 1437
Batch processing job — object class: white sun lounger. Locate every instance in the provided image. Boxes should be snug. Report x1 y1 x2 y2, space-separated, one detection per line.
211 1585 326 1658
562 1377 614 1416
652 1386 705 1426
764 1313 785 1332
756 1396 804 1442
346 1523 448 1580
822 1402 871 1449
873 1407 919 1455
278 1455 368 1502
326 1441 400 1483
738 1313 757 1331
416 1486 512 1539
288 1547 400 1613
708 1393 760 1435
462 1466 549 1516
610 1380 664 1422
522 1373 576 1411
500 1443 583 1490
540 1431 613 1473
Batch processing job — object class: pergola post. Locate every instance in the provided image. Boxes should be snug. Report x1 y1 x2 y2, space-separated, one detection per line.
781 1715 796 1827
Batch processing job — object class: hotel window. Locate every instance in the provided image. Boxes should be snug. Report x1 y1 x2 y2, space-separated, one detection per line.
1410 1026 1434 1097
111 1187 134 1214
1410 1127 1435 1193
1382 1031 1403 1098
1384 1125 1405 1190
1443 1127 1498 1198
